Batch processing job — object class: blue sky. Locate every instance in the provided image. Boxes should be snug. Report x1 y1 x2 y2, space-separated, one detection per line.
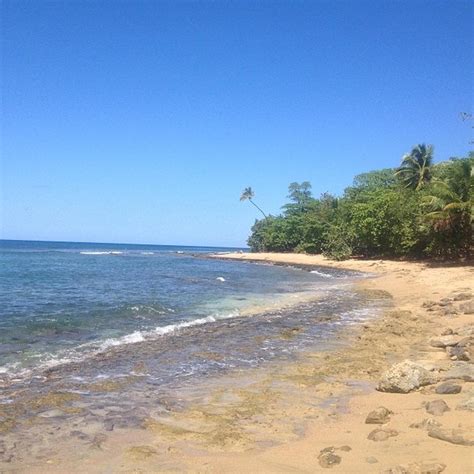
2 0 472 247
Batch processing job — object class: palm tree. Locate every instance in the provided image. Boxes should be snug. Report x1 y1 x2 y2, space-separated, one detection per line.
422 157 473 256
240 187 267 218
396 144 434 190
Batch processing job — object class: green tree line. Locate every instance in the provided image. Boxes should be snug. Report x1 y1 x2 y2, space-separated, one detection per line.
243 145 473 260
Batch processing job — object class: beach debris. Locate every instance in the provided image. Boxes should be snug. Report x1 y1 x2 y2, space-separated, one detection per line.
435 382 461 394
382 462 446 474
428 427 474 446
441 361 474 382
317 447 342 468
216 277 226 282
377 360 437 393
459 300 474 314
424 399 450 416
456 396 474 412
367 428 398 441
409 418 441 430
365 406 392 424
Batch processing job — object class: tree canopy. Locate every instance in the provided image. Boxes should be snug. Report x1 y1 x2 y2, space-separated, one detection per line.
246 146 472 260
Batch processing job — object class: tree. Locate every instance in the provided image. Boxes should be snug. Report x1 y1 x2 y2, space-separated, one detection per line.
396 144 434 190
283 181 314 214
240 187 267 218
422 157 473 257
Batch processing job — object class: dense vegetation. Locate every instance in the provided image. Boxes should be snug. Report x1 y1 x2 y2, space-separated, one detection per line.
244 146 473 260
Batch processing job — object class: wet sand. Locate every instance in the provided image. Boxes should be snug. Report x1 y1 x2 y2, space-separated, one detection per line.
2 253 473 473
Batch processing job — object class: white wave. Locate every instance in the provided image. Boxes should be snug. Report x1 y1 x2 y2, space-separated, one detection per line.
80 251 123 255
216 276 226 282
141 251 154 255
310 270 334 278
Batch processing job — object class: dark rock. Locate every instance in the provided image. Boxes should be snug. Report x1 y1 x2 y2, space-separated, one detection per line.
367 428 398 441
424 399 450 416
318 447 342 468
365 406 392 424
428 427 474 446
435 382 462 394
377 360 437 393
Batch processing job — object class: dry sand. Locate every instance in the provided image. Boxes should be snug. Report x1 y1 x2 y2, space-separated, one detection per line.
4 253 474 473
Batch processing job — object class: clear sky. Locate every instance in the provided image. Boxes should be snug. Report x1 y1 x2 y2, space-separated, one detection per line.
1 0 472 247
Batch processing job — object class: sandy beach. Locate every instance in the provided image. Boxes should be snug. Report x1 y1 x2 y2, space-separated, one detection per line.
3 253 474 473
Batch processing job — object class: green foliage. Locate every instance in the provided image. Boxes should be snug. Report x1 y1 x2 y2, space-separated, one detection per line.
246 146 472 260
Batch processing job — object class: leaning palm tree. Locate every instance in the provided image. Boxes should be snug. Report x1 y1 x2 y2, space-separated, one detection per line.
240 187 267 218
395 144 434 190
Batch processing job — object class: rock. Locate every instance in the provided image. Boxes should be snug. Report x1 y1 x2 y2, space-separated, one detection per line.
446 345 471 361
338 445 351 452
439 298 453 306
367 428 398 441
452 291 473 301
428 427 474 446
429 335 463 348
456 396 474 412
318 447 342 468
377 360 438 393
38 409 65 418
460 300 474 314
365 406 392 424
366 456 378 464
382 462 446 474
441 361 474 382
440 328 453 336
440 305 458 316
410 418 441 430
424 399 450 416
103 419 115 431
435 382 462 394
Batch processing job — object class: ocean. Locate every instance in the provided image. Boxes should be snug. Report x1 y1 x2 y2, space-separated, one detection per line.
0 240 388 432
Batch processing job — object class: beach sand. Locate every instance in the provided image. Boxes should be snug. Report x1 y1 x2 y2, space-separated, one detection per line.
3 253 474 473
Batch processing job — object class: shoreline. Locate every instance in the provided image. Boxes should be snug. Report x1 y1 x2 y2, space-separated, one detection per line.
3 253 473 472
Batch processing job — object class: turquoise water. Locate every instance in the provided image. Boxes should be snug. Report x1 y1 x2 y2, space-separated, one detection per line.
0 240 358 380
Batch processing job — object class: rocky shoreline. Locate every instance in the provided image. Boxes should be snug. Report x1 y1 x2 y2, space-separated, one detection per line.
1 254 473 473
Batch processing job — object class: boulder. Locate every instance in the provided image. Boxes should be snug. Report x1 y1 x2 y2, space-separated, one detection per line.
435 382 461 395
424 399 450 416
365 406 392 424
367 428 398 441
460 300 474 314
377 360 437 393
428 427 474 446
